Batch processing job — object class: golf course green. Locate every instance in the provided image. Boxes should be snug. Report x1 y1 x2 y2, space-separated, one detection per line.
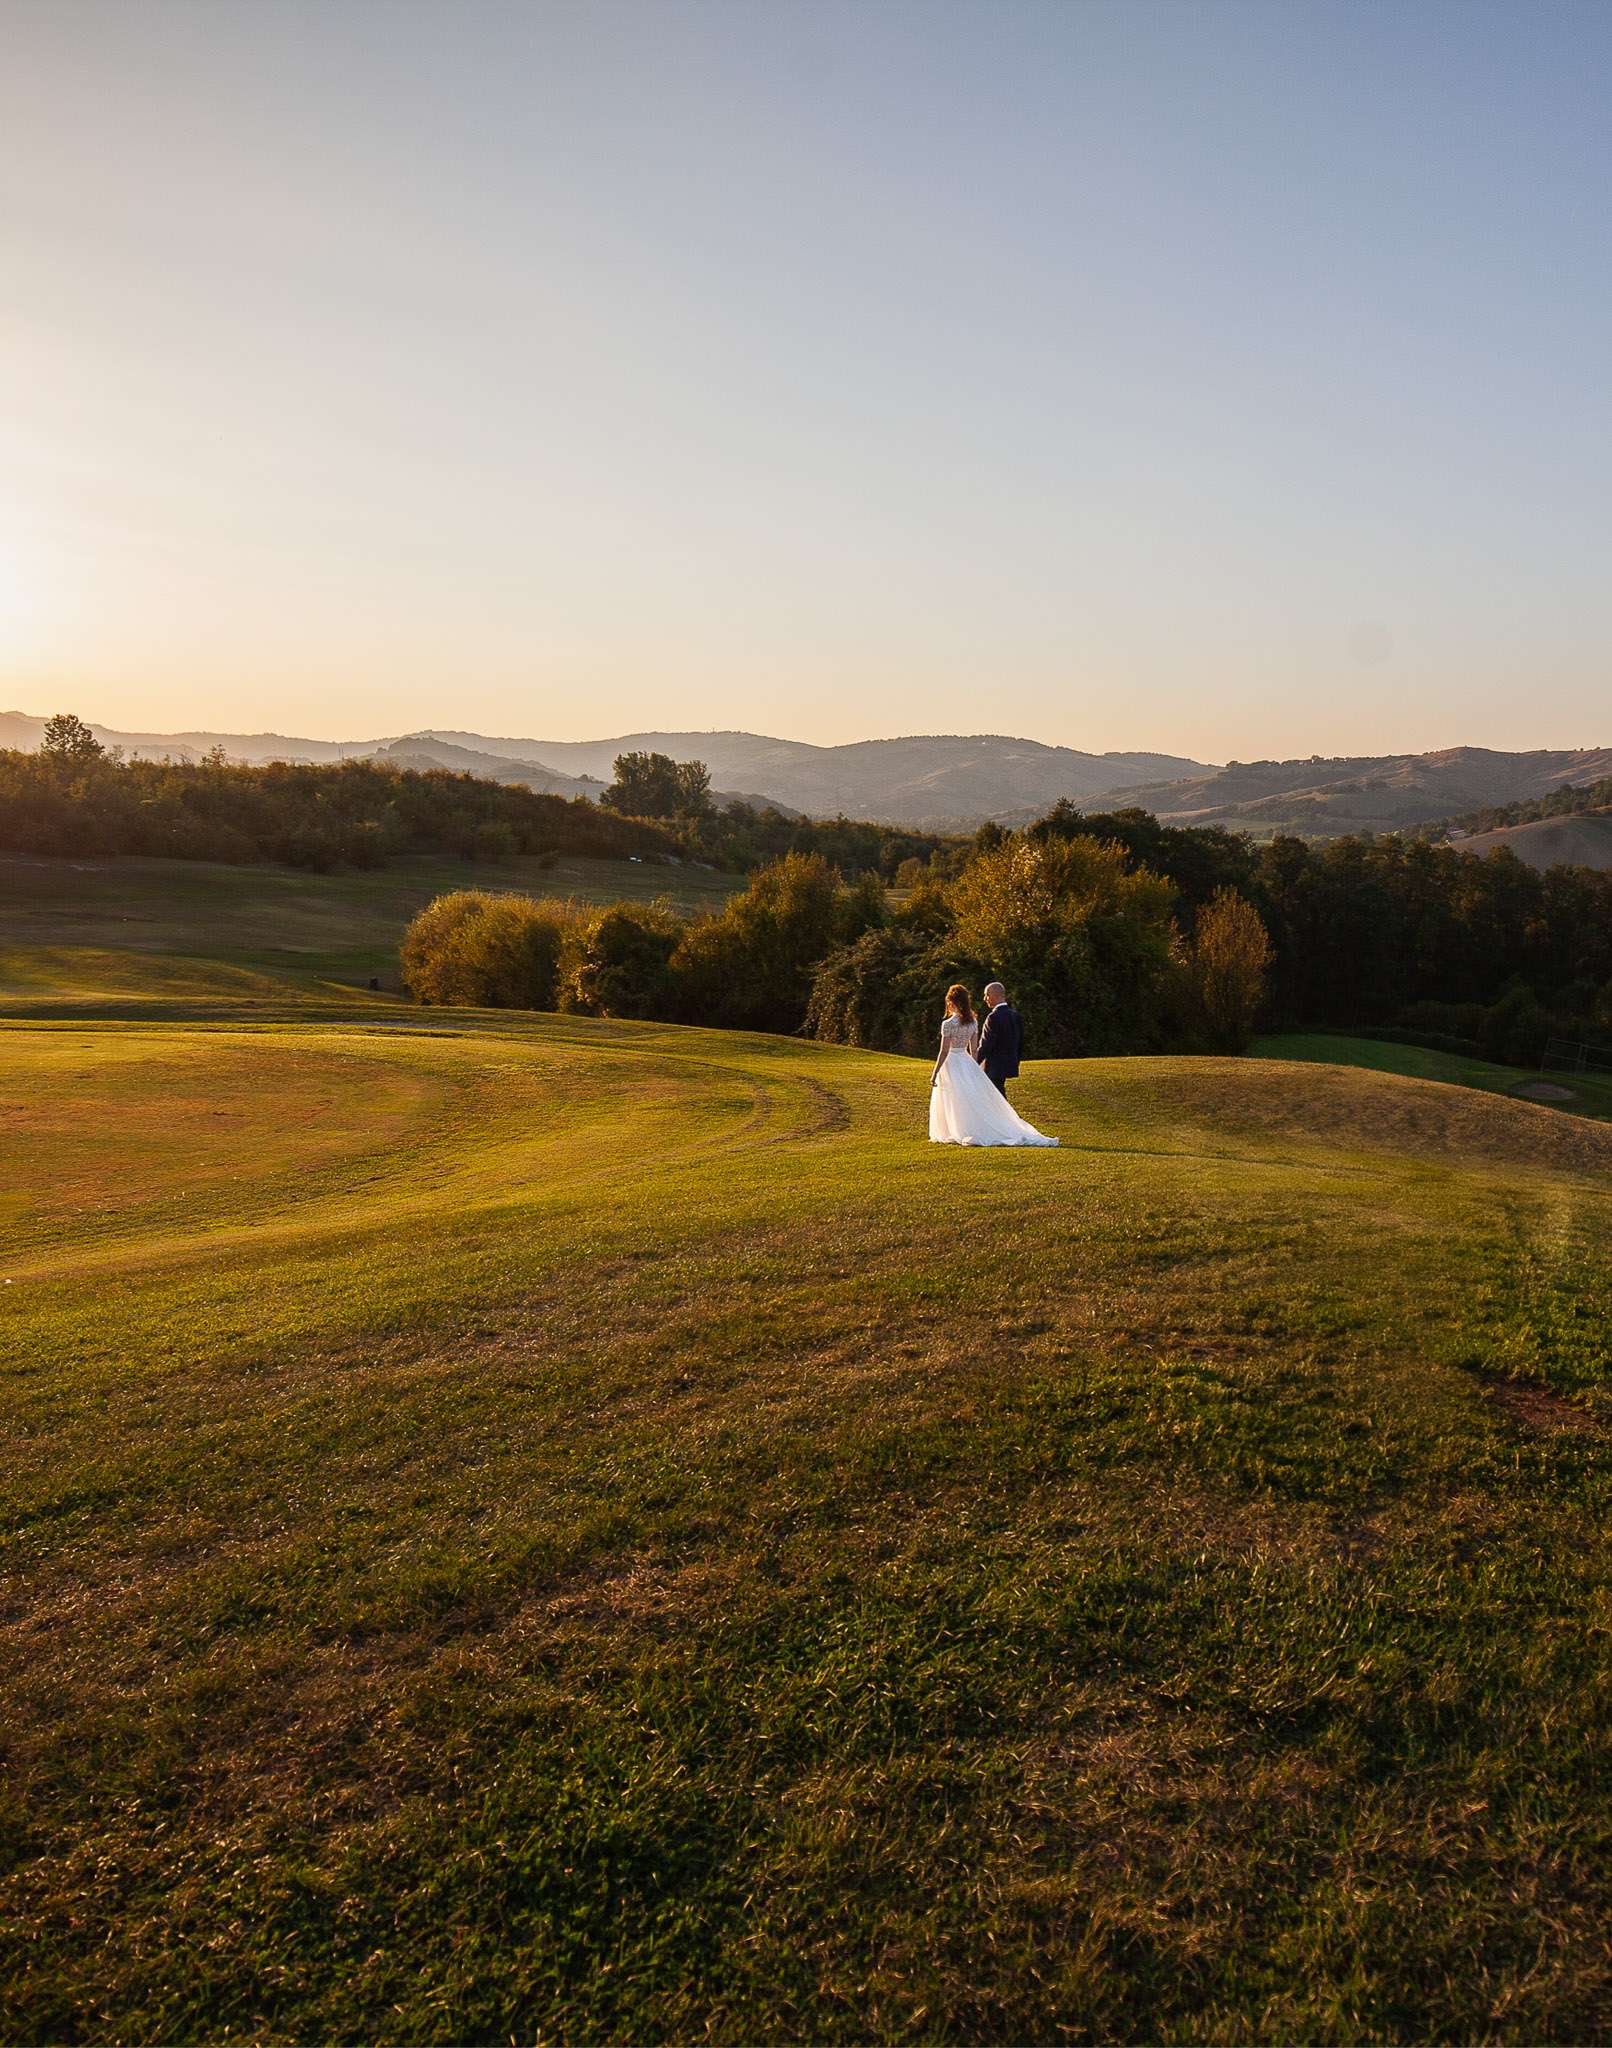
3 895 1611 2042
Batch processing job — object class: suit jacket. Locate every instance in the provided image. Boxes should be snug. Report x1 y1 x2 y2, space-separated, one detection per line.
976 1002 1023 1083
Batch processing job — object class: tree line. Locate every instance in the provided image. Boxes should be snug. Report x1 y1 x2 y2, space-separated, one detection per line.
2 718 677 869
0 722 964 878
1414 773 1612 840
597 746 965 874
13 719 1609 1066
401 795 1612 1070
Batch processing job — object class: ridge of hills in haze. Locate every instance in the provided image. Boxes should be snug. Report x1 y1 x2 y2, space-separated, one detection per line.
6 712 1612 842
414 730 1214 825
0 712 1211 824
1062 745 1612 839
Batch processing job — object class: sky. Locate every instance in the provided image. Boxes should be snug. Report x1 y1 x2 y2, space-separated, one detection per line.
2 0 1610 760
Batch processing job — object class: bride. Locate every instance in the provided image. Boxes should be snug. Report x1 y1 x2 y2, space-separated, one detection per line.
929 985 1058 1148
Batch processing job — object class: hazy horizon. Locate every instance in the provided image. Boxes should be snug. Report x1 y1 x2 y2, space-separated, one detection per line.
5 0 1611 759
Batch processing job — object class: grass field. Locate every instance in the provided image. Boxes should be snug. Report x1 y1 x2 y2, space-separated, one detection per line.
3 914 1612 2040
1255 1030 1612 1123
0 851 743 1005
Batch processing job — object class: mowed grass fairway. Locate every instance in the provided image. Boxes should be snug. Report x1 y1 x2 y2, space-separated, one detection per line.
4 961 1612 2038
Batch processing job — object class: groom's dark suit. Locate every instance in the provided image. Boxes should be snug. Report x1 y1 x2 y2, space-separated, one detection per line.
975 1001 1023 1096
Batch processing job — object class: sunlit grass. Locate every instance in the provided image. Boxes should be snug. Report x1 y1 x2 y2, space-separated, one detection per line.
1254 1028 1612 1123
0 850 744 1004
2 980 1612 2038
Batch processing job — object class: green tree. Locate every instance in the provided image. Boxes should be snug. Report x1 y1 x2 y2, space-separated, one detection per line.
40 712 103 760
561 902 683 1017
1183 887 1274 1053
946 833 1177 1055
602 751 713 820
806 927 991 1054
399 891 580 1009
674 851 845 1032
674 759 714 816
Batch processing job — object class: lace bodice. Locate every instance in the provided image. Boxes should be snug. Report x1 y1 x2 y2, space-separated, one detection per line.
939 1015 978 1055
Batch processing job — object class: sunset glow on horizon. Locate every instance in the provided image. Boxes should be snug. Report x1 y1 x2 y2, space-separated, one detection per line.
3 0 1611 758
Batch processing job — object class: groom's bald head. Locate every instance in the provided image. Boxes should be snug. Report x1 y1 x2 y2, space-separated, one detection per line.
984 982 1007 1005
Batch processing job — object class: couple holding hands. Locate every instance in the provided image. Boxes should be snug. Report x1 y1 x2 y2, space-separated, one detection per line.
928 982 1058 1149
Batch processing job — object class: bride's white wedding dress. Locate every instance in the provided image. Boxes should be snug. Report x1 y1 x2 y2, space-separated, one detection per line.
929 1015 1058 1148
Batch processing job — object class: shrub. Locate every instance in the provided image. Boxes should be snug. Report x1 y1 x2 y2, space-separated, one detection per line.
674 852 849 1033
399 891 581 1009
1477 985 1556 1069
560 902 683 1018
805 928 993 1055
473 820 518 862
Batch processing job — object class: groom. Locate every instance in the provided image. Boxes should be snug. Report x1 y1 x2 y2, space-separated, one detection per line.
974 981 1023 1097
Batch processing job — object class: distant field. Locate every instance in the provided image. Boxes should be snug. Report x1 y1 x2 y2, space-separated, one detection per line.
0 851 745 1004
3 950 1612 2040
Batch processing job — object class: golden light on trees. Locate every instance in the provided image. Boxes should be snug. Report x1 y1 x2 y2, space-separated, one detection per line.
1186 887 1273 1054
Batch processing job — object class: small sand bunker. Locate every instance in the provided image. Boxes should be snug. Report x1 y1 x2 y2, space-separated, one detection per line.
1512 1081 1576 1101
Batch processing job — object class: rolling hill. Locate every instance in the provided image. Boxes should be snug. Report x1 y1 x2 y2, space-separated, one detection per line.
11 711 1612 837
3 921 1612 2039
2 712 1207 824
1059 744 1612 838
416 728 1213 823
1449 810 1612 871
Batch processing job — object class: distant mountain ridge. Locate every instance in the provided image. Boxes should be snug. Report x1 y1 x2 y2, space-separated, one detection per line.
1059 746 1612 839
416 729 1212 824
1 713 1210 823
5 712 1610 836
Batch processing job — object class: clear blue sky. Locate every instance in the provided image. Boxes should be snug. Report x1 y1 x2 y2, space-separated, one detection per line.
3 0 1609 757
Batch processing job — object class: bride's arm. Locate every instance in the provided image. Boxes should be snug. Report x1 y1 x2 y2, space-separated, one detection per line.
930 1028 950 1086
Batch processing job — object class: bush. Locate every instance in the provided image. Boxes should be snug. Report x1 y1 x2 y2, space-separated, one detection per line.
560 902 683 1018
399 891 581 1009
1476 985 1556 1069
674 852 853 1033
473 820 518 862
805 928 992 1055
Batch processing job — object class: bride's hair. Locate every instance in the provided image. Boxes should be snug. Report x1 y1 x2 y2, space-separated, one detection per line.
945 983 974 1022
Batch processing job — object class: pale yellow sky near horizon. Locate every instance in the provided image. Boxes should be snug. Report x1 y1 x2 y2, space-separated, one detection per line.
4 2 1611 760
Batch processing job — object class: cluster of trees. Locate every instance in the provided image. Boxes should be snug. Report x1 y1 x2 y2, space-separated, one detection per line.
2 722 965 879
1 718 679 870
599 751 714 820
597 747 967 876
401 855 888 1036
1031 806 1612 1062
402 839 1275 1057
1416 774 1612 840
402 800 1612 1071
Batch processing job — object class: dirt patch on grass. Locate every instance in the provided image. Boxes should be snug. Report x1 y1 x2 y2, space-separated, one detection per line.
1512 1081 1577 1102
1479 1374 1600 1433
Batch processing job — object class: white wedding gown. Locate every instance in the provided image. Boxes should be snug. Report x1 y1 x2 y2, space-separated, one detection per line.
929 1016 1058 1148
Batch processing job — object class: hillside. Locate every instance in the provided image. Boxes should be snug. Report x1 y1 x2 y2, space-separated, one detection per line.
3 712 1207 824
13 711 1612 836
1061 744 1612 838
3 924 1612 2037
1450 811 1612 872
419 728 1214 823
